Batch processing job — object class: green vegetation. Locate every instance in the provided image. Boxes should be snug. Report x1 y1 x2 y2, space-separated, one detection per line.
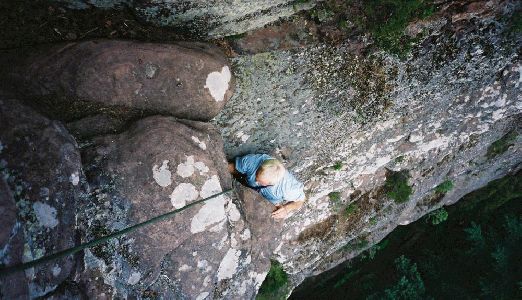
369 216 378 226
257 260 289 300
310 7 335 23
332 161 343 171
384 170 413 203
343 237 370 251
363 0 434 57
225 32 247 40
338 18 349 30
486 130 518 158
426 207 448 225
435 180 454 194
394 155 404 163
344 202 359 217
507 9 522 33
328 191 341 203
363 239 389 261
290 172 521 300
368 255 427 300
333 269 361 289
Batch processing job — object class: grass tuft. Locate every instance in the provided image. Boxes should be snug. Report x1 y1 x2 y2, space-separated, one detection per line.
363 0 434 57
486 131 517 158
435 180 454 194
384 170 412 203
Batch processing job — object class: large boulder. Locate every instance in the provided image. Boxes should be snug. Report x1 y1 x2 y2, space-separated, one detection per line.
77 115 282 299
0 40 234 122
133 0 317 38
57 0 318 38
0 177 29 299
0 99 84 298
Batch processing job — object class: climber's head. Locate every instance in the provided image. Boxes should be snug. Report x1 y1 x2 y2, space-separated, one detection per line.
256 159 285 186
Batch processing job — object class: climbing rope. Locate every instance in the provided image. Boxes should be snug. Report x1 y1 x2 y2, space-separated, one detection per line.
0 188 233 277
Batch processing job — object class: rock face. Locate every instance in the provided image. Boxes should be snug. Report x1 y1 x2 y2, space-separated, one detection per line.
0 40 234 122
212 0 522 292
58 0 317 38
0 99 84 298
1 1 521 299
77 116 282 299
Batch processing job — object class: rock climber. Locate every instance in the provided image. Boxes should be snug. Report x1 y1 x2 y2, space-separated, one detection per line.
228 153 305 219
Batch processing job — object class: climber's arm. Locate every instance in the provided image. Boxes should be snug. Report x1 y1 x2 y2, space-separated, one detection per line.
271 197 305 219
228 161 239 176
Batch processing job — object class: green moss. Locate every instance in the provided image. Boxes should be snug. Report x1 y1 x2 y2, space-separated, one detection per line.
384 170 413 203
369 216 378 226
363 0 435 57
486 131 518 158
257 260 289 300
332 161 343 171
426 207 448 225
338 19 349 30
225 32 247 40
394 155 405 163
344 203 359 218
435 180 454 194
329 191 341 203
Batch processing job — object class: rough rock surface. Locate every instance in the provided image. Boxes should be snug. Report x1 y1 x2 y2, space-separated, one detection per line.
212 1 522 292
58 0 318 38
1 1 521 299
0 40 234 122
77 115 282 299
0 99 84 298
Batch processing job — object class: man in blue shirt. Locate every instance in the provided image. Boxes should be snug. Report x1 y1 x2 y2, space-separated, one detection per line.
228 154 305 219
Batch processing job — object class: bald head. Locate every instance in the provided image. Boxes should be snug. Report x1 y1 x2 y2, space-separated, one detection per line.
256 159 285 186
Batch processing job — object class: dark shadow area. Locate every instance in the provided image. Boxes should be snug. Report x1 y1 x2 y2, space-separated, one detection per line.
290 170 522 300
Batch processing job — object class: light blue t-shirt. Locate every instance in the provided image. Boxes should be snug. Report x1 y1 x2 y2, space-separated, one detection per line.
235 154 305 204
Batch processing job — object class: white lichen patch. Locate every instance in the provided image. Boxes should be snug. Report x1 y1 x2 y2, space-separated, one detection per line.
52 265 61 277
152 160 172 187
69 172 80 186
240 229 251 240
204 66 231 102
197 260 212 273
217 248 241 280
209 220 225 232
226 202 241 222
177 156 196 178
144 63 158 79
191 136 207 150
249 271 268 290
190 175 227 233
415 136 450 153
230 233 238 248
194 161 210 174
213 235 228 250
203 275 211 287
127 271 141 285
196 292 209 300
170 183 199 209
235 131 250 143
179 264 191 272
32 202 58 228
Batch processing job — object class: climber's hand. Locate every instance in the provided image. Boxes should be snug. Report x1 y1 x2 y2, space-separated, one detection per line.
271 206 288 219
